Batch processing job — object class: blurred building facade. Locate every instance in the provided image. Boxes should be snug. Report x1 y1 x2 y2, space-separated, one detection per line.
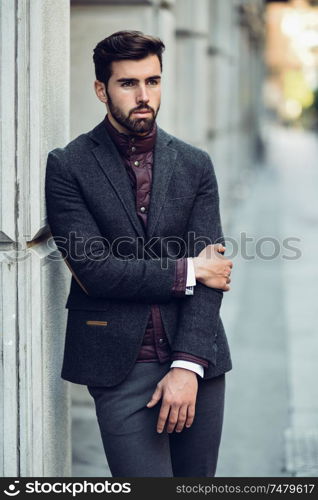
1 0 265 476
265 0 318 125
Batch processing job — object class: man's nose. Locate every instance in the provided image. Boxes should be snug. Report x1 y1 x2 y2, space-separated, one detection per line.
136 85 149 104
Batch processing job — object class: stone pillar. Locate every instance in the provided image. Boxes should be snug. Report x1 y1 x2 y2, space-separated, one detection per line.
175 0 210 149
206 0 265 227
156 0 177 134
235 0 266 183
206 0 238 225
0 0 71 476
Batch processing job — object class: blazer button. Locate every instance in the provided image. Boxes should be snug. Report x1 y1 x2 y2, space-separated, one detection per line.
140 206 146 213
159 338 164 344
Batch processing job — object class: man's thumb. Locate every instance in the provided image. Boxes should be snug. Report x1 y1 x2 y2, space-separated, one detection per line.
146 387 162 407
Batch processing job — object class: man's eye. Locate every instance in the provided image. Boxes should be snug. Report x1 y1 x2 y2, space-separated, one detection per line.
121 81 135 87
148 79 159 86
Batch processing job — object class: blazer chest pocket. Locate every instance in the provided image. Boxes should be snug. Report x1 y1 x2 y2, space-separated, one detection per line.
165 194 196 202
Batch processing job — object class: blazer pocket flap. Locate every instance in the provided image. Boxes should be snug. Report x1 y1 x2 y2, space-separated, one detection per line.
86 320 108 326
66 310 110 330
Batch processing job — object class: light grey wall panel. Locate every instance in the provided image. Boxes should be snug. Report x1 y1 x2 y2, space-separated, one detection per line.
1 0 71 477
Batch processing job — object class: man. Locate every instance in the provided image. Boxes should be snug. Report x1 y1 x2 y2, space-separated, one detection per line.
45 30 233 477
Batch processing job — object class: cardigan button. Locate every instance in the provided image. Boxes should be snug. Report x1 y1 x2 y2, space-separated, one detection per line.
134 160 140 167
140 206 146 213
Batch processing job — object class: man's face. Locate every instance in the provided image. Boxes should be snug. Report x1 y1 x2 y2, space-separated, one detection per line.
97 54 161 134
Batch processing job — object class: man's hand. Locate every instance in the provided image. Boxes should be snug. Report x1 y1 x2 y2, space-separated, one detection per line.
146 367 198 433
193 244 233 291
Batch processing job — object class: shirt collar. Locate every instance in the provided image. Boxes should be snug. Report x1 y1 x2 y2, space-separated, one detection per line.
104 113 157 156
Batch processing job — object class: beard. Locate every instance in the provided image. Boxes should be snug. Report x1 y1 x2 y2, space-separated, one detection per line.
106 90 159 134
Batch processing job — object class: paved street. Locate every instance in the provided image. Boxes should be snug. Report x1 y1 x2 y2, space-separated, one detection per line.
218 125 318 477
72 125 318 477
72 386 110 477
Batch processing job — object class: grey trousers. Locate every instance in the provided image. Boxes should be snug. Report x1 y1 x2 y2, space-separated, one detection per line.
87 361 225 477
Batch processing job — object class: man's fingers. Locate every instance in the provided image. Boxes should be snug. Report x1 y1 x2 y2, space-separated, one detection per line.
166 405 181 433
205 244 224 258
185 404 195 428
216 244 226 253
219 281 230 291
174 404 188 433
156 402 170 433
146 384 162 408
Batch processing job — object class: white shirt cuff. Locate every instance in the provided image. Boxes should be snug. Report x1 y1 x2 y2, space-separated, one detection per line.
170 360 204 378
185 257 196 295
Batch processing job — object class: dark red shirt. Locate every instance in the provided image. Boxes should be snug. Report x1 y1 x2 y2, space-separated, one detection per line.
104 115 208 370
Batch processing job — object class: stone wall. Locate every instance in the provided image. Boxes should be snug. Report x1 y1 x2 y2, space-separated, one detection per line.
0 0 71 477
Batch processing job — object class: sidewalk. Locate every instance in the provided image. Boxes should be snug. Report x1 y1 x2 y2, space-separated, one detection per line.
217 125 318 477
269 126 318 477
72 384 111 477
72 125 318 477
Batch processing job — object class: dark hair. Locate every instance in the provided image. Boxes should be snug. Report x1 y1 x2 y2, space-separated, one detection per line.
93 30 165 86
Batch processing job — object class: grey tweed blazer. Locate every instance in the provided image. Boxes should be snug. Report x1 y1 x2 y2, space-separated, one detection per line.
44 119 232 387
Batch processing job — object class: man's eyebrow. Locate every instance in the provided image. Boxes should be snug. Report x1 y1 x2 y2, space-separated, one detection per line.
116 75 161 83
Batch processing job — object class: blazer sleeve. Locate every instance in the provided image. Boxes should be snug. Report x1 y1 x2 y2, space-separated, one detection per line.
45 150 179 303
170 151 225 364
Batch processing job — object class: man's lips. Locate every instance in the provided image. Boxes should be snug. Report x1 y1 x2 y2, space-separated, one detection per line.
132 109 152 115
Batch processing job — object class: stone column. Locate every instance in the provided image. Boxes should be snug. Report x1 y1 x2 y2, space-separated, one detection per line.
206 0 238 225
206 0 265 227
175 0 210 149
0 0 71 476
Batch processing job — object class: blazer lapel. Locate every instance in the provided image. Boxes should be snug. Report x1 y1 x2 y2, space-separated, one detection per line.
146 127 178 239
89 120 178 241
90 121 146 238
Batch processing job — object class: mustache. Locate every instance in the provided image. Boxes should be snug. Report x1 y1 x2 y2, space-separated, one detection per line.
129 105 155 116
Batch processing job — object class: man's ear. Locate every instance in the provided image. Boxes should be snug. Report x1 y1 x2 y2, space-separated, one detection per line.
94 80 107 103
